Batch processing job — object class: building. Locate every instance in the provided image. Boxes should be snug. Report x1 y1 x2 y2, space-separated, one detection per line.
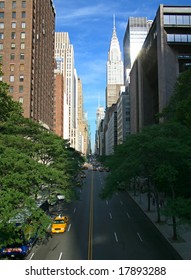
130 5 191 134
106 16 124 108
105 104 117 155
0 0 55 130
53 71 64 137
123 17 152 85
95 106 105 154
54 32 75 143
77 77 89 156
117 86 130 145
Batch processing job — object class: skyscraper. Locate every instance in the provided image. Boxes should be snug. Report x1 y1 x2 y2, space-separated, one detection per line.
106 16 124 108
0 0 55 130
55 32 74 142
123 17 152 85
129 5 191 134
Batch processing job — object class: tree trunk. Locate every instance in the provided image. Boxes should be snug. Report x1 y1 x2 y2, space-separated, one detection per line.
154 189 161 223
133 177 136 196
172 215 178 240
147 177 151 211
171 184 178 240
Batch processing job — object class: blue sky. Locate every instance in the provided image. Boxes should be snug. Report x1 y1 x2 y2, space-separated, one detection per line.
53 0 190 149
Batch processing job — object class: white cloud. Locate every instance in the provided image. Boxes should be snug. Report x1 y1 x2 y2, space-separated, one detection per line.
56 4 112 24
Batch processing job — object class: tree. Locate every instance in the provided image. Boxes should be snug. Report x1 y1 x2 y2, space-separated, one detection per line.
0 78 84 248
160 69 191 128
101 69 191 240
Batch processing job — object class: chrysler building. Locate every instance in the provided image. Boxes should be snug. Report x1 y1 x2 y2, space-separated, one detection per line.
106 16 124 108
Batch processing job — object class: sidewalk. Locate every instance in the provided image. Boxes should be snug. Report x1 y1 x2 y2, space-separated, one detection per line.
129 191 191 260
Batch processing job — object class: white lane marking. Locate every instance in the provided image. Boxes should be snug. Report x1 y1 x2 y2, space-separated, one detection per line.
73 207 76 214
114 232 118 242
109 212 112 219
29 253 34 260
106 200 109 205
126 212 131 218
58 252 62 260
120 200 123 205
137 232 143 242
68 223 71 232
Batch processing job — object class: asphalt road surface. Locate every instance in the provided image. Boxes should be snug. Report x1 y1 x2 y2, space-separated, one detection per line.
27 169 182 260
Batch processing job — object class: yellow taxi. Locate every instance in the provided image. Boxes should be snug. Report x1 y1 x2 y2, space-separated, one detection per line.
51 215 68 234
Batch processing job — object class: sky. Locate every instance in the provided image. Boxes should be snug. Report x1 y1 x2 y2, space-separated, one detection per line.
53 0 190 149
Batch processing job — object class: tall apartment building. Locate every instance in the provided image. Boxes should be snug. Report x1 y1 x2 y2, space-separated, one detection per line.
0 0 55 130
95 106 105 154
106 17 124 108
130 5 191 134
117 86 130 145
77 77 89 156
123 17 152 85
54 32 75 144
54 71 64 137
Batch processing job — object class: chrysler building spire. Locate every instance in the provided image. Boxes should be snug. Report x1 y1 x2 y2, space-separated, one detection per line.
113 14 116 31
106 16 124 108
108 15 121 63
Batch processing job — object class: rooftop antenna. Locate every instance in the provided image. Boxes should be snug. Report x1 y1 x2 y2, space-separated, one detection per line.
113 13 116 31
98 94 100 107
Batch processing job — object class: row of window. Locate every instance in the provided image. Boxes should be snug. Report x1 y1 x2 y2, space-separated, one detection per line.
0 22 26 29
0 53 25 60
0 32 26 39
10 75 25 82
164 14 191 26
0 42 26 50
167 33 191 43
0 11 26 18
9 85 24 94
0 1 26 9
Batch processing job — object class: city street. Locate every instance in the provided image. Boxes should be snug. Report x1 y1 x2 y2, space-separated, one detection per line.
27 169 181 260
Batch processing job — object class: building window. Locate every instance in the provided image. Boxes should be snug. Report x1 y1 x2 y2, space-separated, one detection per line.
0 32 3 39
21 11 26 18
10 75 14 82
22 1 26 8
12 12 16 19
19 64 24 71
11 32 16 39
11 22 16 28
9 86 14 93
20 42 25 49
0 22 4 28
11 43 15 49
19 75 24 82
0 43 3 50
21 32 25 39
19 85 24 93
0 12 4 18
164 14 191 26
19 97 23 104
20 53 24 59
12 1 16 9
21 22 26 28
10 64 14 71
0 2 4 9
10 53 15 60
